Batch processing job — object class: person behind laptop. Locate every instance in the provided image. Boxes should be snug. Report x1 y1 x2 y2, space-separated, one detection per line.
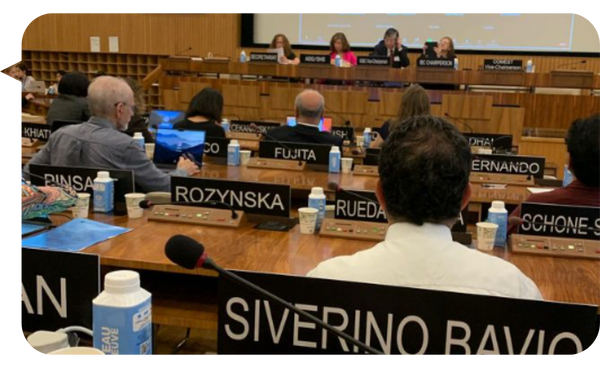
173 88 226 138
266 89 343 148
13 62 36 91
308 116 542 300
270 34 300 65
509 114 600 233
372 28 410 68
45 71 91 125
25 76 199 192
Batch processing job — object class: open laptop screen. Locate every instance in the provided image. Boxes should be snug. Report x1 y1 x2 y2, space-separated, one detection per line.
286 117 333 133
148 110 185 129
154 129 206 167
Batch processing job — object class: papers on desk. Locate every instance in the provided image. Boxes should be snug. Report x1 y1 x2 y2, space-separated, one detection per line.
527 187 556 194
22 218 131 252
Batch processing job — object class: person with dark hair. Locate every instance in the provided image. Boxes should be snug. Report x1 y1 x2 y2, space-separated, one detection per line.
173 88 226 138
329 32 357 67
14 62 36 91
509 114 600 232
46 71 91 125
49 70 67 94
372 28 410 68
123 77 154 143
308 116 542 300
269 34 300 65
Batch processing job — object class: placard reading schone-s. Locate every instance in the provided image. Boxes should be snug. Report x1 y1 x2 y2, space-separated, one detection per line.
259 141 332 165
520 203 600 241
300 54 331 65
471 154 545 179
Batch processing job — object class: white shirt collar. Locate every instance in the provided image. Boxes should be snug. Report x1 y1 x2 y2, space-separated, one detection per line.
385 222 452 243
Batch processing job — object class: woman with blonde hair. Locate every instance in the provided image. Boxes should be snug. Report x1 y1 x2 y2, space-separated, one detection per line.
329 32 357 67
270 34 300 65
371 84 431 148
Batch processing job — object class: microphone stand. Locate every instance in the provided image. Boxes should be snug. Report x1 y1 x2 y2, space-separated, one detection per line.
443 113 474 134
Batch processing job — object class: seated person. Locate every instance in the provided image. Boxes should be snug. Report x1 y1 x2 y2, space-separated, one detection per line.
49 69 67 94
308 116 542 300
266 89 343 148
509 114 600 233
330 32 357 67
25 76 199 192
372 28 410 68
172 88 226 138
46 71 91 125
14 62 36 91
123 77 154 143
270 34 300 65
422 36 456 60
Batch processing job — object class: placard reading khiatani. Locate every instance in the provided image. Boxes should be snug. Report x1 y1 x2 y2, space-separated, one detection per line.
250 52 278 63
463 133 513 152
520 203 600 240
470 154 545 179
259 141 332 165
357 56 390 67
22 122 52 141
483 59 523 71
230 120 281 135
335 190 386 223
331 127 354 142
417 58 455 68
300 54 331 65
204 137 231 157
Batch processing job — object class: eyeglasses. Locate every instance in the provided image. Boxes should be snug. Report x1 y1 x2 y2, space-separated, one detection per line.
114 102 137 115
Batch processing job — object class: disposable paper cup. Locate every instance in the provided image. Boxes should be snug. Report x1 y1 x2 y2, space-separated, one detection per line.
240 150 251 166
48 347 105 355
145 143 155 160
298 207 319 235
341 158 353 173
356 136 365 148
125 193 146 219
72 193 90 219
476 222 498 251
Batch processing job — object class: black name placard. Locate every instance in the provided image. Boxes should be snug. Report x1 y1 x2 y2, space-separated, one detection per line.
204 137 231 157
363 148 381 166
22 248 99 331
218 271 599 354
357 56 390 67
300 54 331 65
22 122 52 141
250 52 278 63
520 203 600 240
483 59 523 71
335 190 386 223
471 154 545 179
171 177 291 217
259 141 332 165
28 164 135 216
417 58 455 68
230 120 281 135
463 133 513 152
331 127 354 142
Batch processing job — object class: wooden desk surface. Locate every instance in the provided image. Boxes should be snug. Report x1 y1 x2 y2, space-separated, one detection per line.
83 212 599 306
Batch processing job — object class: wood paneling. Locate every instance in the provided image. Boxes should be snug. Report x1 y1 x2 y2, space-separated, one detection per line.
519 137 569 180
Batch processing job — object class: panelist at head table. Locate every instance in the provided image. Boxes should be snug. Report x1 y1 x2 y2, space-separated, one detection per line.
372 27 410 69
270 33 300 65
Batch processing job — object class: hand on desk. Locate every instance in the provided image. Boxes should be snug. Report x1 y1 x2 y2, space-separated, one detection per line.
177 156 200 176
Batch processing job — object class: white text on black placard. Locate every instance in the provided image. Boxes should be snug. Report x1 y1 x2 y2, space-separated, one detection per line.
250 52 278 63
335 190 386 223
483 59 523 71
417 58 455 68
259 141 331 165
230 120 281 135
22 123 51 141
357 56 390 67
300 54 331 65
471 154 545 179
520 203 600 240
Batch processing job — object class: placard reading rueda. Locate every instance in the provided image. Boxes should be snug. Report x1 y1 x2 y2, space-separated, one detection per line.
335 190 387 223
520 203 600 240
470 154 546 179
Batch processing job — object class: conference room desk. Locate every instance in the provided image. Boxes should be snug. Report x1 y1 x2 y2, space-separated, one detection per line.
82 211 600 332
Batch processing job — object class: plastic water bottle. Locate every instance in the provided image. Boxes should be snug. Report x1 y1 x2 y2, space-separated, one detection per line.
221 119 230 133
329 146 341 173
240 50 247 63
47 86 55 95
308 187 327 230
563 165 574 187
335 54 342 67
454 57 459 71
363 128 372 148
228 139 240 166
133 132 145 150
526 60 533 73
93 171 114 213
488 201 508 247
93 270 152 355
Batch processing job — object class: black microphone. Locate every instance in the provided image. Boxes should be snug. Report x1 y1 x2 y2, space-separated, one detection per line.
250 123 303 166
174 47 193 56
141 199 238 219
509 216 600 232
556 60 587 69
323 105 355 144
443 112 474 134
164 235 383 355
327 182 381 205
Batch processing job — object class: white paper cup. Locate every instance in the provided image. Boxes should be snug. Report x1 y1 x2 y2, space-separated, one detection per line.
341 158 353 173
298 207 319 234
48 347 105 355
476 222 498 251
240 150 251 166
356 136 365 148
145 143 155 160
72 193 90 218
125 193 146 219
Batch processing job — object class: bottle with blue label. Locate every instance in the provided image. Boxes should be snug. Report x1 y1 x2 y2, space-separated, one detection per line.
308 187 327 231
453 57 459 71
335 54 342 67
487 200 508 247
228 139 240 166
363 128 372 148
329 146 341 173
240 50 247 63
93 270 152 355
133 132 145 151
563 165 573 187
93 171 114 213
221 119 230 133
526 60 533 73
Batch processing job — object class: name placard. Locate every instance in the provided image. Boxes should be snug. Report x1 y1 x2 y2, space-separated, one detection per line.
463 133 513 152
259 141 332 165
250 52 278 63
471 154 545 179
22 122 52 141
520 203 600 240
483 59 523 71
331 127 354 142
335 190 386 223
204 137 231 157
171 177 291 217
230 120 281 135
28 164 135 216
363 148 381 166
300 54 331 65
417 58 455 68
357 56 390 67
218 271 599 354
22 248 99 331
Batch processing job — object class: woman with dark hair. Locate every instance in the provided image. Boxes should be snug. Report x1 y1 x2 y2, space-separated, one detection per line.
123 77 154 143
49 70 67 94
46 72 91 125
329 32 357 67
173 88 226 138
14 62 36 91
270 34 300 65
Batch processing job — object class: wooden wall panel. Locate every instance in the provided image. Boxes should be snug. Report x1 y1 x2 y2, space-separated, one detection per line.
519 138 568 179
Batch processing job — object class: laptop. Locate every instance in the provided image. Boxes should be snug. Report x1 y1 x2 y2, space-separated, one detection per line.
24 81 46 94
51 119 82 134
286 117 333 133
153 129 206 171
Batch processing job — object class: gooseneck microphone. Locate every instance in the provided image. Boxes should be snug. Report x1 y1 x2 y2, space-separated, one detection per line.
250 123 303 166
174 47 193 56
556 60 587 69
443 112 474 134
164 235 383 355
328 182 381 205
323 104 355 144
140 199 239 219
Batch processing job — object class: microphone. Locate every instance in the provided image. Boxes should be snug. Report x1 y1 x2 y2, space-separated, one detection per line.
327 182 381 205
443 112 474 134
174 47 193 56
323 105 355 144
140 199 239 219
556 60 587 69
250 123 303 166
164 235 383 355
509 216 600 232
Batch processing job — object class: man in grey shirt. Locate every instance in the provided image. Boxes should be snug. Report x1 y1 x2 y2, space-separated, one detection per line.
25 76 199 192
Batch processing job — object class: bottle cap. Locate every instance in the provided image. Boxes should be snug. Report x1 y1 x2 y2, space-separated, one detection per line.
222 119 229 124
364 127 371 132
133 132 143 138
230 139 239 145
330 146 340 152
310 187 324 196
491 200 505 209
104 270 141 294
97 171 110 179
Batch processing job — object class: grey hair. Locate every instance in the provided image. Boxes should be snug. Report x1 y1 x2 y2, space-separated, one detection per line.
295 90 324 120
87 76 132 119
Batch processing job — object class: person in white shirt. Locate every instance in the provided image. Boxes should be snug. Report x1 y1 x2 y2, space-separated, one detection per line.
308 116 543 300
14 62 36 91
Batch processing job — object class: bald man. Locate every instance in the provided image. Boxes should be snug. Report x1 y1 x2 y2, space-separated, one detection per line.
25 76 199 192
266 89 343 148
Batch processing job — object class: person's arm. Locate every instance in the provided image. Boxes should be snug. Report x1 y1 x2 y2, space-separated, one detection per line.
399 46 410 68
23 140 53 177
348 52 358 66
